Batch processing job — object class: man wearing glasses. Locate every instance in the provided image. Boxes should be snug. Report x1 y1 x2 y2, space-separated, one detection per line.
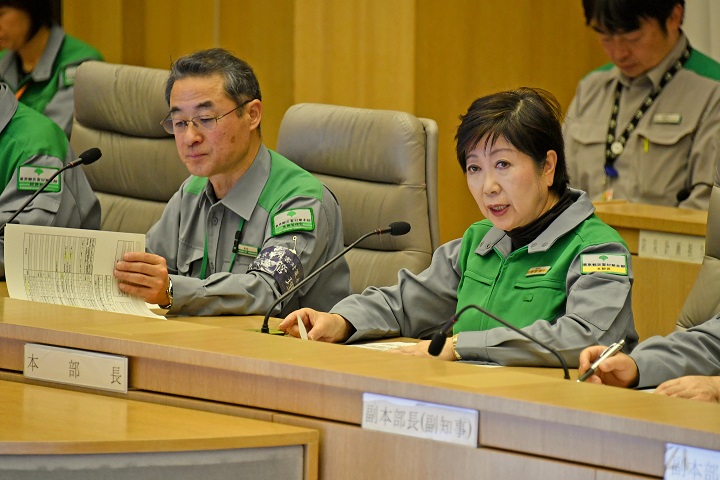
113 48 351 317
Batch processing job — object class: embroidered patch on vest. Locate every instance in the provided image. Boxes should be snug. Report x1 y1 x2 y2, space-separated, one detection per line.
580 254 628 276
17 166 61 192
248 245 304 294
271 208 315 236
526 266 551 276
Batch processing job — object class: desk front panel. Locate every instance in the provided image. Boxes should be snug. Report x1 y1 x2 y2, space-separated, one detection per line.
595 204 707 340
0 380 318 480
1 298 718 479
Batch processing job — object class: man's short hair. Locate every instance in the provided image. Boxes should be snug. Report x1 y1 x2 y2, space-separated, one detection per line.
582 0 684 34
165 48 262 107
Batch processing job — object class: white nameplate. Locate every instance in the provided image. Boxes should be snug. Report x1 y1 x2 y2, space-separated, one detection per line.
24 343 128 393
638 230 705 264
665 443 720 479
361 393 478 447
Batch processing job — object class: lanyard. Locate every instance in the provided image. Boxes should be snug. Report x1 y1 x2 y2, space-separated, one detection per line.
14 84 28 100
604 45 691 179
199 218 244 280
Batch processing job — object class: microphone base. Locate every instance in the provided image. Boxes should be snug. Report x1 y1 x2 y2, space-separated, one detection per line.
253 328 284 335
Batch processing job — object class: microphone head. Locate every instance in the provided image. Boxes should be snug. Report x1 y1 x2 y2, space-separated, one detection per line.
79 148 102 165
427 332 447 356
389 221 411 236
676 188 690 203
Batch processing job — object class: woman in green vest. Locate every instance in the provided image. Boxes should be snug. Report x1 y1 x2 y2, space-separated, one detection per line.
280 87 639 368
0 0 103 137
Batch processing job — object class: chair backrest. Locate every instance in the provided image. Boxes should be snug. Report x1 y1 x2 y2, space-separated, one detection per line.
70 61 188 234
676 184 720 330
276 103 440 294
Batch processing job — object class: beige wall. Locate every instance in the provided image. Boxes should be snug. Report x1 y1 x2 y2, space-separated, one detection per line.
63 0 607 244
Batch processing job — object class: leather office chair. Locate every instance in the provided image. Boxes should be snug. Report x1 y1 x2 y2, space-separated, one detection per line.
676 184 720 330
276 103 440 293
70 61 188 234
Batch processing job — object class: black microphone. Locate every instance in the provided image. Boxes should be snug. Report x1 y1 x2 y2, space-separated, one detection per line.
0 148 102 235
428 304 571 380
260 221 411 334
677 182 714 203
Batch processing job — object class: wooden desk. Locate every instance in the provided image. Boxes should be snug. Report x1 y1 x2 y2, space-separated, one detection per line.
0 379 318 479
1 298 718 479
594 202 707 340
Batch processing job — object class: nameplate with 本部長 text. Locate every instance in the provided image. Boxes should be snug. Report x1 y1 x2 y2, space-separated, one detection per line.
361 392 478 447
24 343 128 393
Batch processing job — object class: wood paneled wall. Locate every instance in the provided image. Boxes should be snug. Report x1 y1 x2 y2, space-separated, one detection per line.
63 0 607 243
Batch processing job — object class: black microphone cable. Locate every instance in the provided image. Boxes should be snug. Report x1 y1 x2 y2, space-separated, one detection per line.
428 304 571 380
260 221 411 334
676 182 714 203
0 148 102 234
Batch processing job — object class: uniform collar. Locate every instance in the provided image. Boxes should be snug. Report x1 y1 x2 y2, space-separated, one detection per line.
201 144 270 220
0 83 18 132
31 25 65 82
474 189 595 257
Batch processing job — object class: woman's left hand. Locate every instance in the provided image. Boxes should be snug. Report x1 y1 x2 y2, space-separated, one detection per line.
390 339 457 361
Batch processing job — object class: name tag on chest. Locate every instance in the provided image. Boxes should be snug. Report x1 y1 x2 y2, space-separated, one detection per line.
652 113 682 124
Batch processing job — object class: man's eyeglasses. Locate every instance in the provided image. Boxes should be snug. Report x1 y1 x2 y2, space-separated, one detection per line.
161 99 252 135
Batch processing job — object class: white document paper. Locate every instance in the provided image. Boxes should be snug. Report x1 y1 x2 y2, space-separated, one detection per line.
5 224 164 318
350 341 417 351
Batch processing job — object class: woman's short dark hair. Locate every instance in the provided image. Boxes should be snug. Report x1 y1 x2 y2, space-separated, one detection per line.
0 0 56 41
455 87 569 196
582 0 684 34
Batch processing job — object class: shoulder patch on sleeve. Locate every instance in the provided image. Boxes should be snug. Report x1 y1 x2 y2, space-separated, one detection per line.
580 254 628 276
17 166 61 192
271 208 315 236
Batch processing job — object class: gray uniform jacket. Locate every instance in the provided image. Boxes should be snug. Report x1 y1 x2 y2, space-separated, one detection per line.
0 85 100 277
332 190 638 367
633 314 720 388
564 34 720 210
146 145 351 317
0 26 102 137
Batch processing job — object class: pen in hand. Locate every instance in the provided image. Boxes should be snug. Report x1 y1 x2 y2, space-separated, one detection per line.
577 339 625 383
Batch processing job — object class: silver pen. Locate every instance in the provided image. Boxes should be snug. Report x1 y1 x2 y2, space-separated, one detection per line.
577 339 625 382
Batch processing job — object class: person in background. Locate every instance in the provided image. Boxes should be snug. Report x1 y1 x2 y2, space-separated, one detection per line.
578 314 720 402
0 82 100 278
0 0 103 137
564 0 720 210
113 48 351 317
280 87 638 367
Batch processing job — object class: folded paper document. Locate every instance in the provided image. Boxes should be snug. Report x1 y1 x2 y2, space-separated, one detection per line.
5 224 164 318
